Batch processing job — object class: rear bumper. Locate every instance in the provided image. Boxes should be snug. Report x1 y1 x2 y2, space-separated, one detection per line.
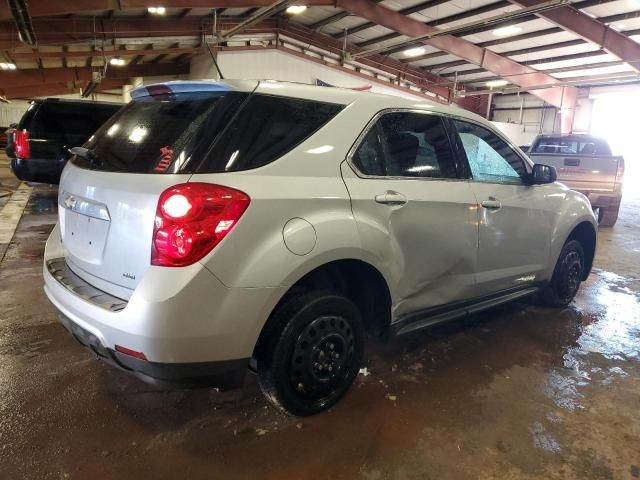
43 223 287 386
57 312 248 388
572 186 621 209
10 157 65 184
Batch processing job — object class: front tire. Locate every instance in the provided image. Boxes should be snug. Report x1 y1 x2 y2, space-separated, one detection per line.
256 291 364 416
539 240 585 307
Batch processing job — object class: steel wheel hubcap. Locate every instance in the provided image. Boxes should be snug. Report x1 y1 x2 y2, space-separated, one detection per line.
289 316 355 399
560 251 582 300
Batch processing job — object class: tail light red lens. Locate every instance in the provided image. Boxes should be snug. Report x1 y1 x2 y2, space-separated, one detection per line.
152 183 250 267
14 130 30 159
115 345 147 360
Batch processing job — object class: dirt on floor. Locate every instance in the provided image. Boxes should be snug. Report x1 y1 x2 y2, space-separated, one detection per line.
0 164 639 479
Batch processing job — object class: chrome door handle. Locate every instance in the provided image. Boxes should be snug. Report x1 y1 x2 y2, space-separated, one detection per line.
375 191 407 206
481 199 502 210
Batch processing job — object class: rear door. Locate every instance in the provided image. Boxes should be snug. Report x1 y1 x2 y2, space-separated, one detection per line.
341 110 478 321
59 87 251 298
529 136 620 192
450 119 556 295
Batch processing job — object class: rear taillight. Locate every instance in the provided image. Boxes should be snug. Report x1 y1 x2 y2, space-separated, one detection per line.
615 158 625 185
14 130 30 159
151 183 250 267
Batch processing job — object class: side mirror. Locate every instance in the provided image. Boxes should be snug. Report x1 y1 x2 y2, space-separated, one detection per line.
531 163 557 185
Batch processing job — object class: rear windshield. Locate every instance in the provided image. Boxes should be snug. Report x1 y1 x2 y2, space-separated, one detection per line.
532 136 611 155
25 101 120 139
74 91 247 173
71 91 344 174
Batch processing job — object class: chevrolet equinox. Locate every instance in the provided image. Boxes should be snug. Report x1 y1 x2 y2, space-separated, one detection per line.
44 80 597 416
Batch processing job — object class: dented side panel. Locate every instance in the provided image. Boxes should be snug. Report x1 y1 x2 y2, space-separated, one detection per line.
340 163 479 322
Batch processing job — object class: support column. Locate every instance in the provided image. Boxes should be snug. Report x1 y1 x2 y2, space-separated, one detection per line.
559 86 577 135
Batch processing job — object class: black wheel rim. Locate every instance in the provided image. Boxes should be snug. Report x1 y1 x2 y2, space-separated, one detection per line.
288 315 355 406
557 250 583 303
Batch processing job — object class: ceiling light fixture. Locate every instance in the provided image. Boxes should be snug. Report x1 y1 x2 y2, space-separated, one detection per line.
148 6 166 15
492 25 523 37
0 62 17 70
109 57 126 66
486 79 509 88
286 5 307 14
403 47 427 57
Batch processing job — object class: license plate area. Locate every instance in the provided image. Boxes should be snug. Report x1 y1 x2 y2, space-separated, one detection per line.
64 210 110 264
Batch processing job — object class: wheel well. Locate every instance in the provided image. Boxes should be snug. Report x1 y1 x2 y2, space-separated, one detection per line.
567 221 596 280
254 260 392 356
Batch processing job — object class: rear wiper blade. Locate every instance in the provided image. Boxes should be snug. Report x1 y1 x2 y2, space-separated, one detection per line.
68 146 97 165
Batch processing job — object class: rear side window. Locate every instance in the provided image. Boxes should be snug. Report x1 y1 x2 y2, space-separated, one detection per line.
197 95 343 173
352 112 457 178
75 92 247 173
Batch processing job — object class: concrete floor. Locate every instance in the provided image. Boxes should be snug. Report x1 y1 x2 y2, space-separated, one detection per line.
1 155 639 480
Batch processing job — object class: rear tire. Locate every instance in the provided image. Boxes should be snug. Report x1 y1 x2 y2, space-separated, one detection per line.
538 240 585 308
598 205 619 227
256 291 364 416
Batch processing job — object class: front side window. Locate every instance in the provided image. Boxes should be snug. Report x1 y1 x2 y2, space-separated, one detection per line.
352 112 457 179
452 120 526 184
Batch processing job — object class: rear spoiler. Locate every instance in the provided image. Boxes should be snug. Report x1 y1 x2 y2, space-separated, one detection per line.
130 81 235 100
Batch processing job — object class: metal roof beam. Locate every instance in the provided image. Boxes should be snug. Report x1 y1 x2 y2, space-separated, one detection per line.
0 62 189 89
466 55 626 83
354 0 617 50
353 0 511 46
332 0 452 38
335 0 577 112
509 0 640 73
353 0 568 58
438 47 606 75
0 1 335 22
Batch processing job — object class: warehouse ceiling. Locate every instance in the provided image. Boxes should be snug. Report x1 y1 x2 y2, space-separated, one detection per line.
1 0 639 106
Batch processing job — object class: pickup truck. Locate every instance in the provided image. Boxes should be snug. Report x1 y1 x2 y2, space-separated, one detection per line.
528 134 624 226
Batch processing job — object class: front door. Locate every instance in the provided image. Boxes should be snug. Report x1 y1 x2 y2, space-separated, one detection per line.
341 110 478 322
450 119 557 296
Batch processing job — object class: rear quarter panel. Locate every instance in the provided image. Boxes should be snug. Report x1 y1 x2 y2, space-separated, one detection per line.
196 99 392 289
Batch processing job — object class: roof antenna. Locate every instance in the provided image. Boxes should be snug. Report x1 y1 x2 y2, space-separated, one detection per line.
204 10 225 80
205 41 225 80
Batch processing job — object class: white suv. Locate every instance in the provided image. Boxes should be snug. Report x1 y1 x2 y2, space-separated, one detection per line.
44 80 597 415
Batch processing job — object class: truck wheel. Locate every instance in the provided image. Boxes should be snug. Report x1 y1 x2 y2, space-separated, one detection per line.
598 205 619 227
256 291 364 416
538 240 585 308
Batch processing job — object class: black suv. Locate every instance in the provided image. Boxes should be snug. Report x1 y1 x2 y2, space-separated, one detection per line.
7 99 121 184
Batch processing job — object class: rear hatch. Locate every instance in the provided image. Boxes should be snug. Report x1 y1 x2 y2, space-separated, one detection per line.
59 81 257 298
529 136 621 192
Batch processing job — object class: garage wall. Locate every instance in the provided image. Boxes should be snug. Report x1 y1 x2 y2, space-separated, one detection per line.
0 100 30 127
490 93 560 136
189 50 427 100
490 84 640 141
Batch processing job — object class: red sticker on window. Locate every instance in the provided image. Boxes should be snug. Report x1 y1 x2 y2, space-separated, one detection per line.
154 146 174 173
